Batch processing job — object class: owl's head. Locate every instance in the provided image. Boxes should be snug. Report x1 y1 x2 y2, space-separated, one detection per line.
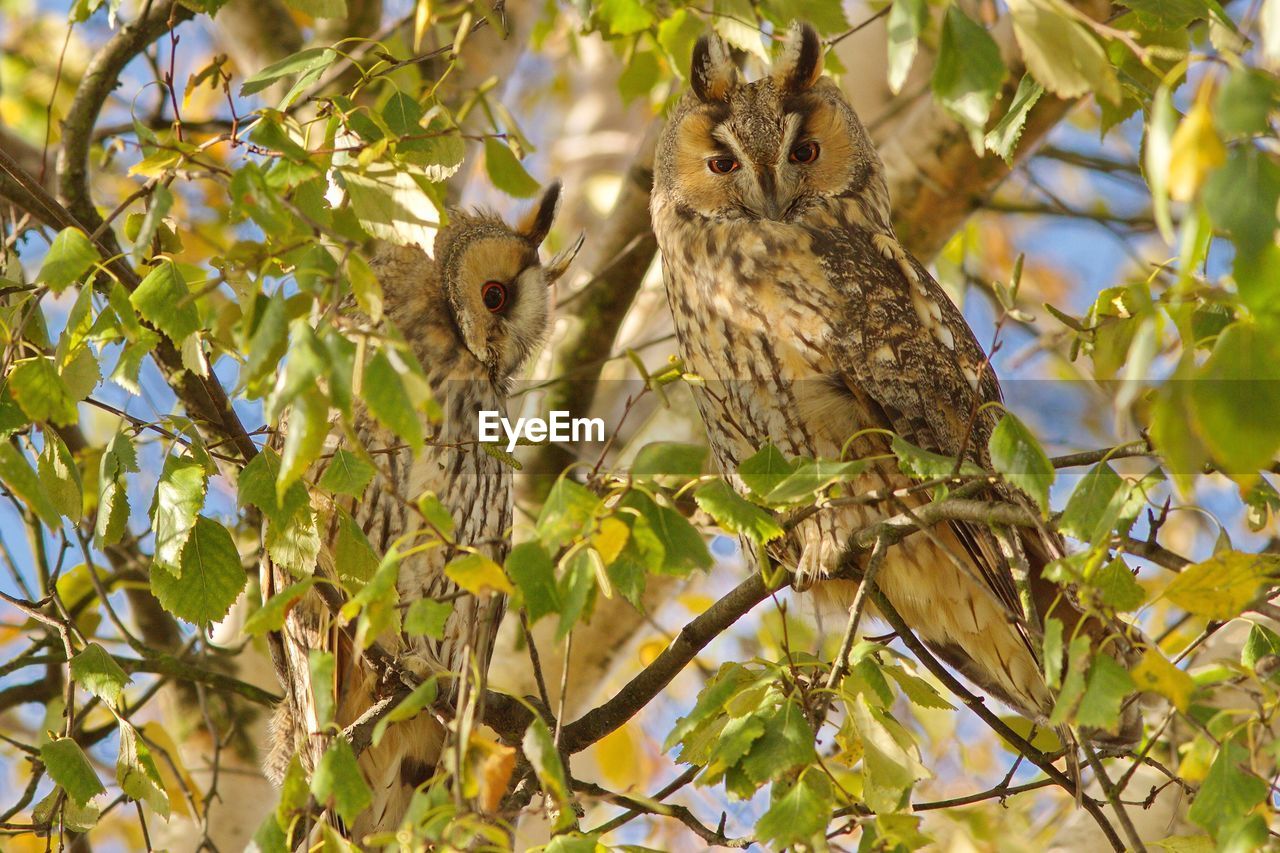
432 182 581 380
655 22 882 223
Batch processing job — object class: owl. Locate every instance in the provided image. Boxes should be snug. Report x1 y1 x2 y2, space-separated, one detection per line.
263 182 581 840
651 23 1140 744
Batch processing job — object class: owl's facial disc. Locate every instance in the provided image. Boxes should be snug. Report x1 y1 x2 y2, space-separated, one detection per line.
452 237 549 379
670 22 869 222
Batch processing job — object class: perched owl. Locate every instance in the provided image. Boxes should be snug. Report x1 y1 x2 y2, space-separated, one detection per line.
264 183 581 840
651 24 1140 743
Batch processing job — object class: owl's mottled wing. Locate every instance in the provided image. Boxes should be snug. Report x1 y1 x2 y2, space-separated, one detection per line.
819 223 1026 626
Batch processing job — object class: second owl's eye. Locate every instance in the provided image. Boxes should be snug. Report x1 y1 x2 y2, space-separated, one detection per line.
708 156 740 174
790 141 820 164
481 281 507 313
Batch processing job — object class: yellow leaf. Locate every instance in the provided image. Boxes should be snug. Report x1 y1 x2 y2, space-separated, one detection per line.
1132 649 1195 713
678 593 715 614
591 517 630 565
637 636 667 666
128 148 182 178
445 552 513 596
412 0 432 51
141 722 203 819
1168 84 1226 202
595 723 645 788
469 736 515 814
1164 551 1278 620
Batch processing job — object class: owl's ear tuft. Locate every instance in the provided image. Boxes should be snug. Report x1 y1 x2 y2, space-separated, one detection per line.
690 33 738 102
517 181 562 246
773 22 823 93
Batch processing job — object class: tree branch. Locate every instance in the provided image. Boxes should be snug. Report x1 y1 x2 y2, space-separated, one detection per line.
558 569 779 754
56 0 194 237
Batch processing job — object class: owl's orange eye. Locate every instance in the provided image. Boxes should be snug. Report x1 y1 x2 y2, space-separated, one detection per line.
481 281 507 313
707 156 740 175
790 141 820 164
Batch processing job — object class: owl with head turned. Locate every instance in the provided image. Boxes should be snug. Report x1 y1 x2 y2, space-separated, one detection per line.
652 22 1141 744
263 183 581 841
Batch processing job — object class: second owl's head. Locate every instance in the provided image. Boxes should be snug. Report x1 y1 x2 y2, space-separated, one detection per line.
655 22 882 223
433 182 582 381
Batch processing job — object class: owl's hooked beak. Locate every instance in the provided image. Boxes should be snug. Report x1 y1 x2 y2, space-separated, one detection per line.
544 232 585 285
750 167 796 222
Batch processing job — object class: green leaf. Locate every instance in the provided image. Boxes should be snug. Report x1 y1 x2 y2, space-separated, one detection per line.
1075 654 1134 733
1049 635 1092 725
738 444 795 497
0 443 62 528
630 441 706 479
370 677 438 747
39 433 82 519
885 665 954 710
764 459 868 504
985 75 1045 163
152 516 247 624
1146 83 1177 244
989 412 1054 513
932 6 1007 147
757 771 832 849
151 455 207 573
618 49 662 103
537 476 598 551
1120 0 1214 28
70 643 131 708
362 350 425 454
523 718 574 830
277 388 328 502
1165 551 1278 620
556 548 597 640
404 598 452 639
619 490 711 574
117 723 169 818
308 649 335 728
598 0 654 34
1215 68 1277 138
656 8 704 75
9 357 77 425
1241 623 1280 673
1187 741 1268 840
333 510 379 584
1008 0 1119 103
1091 558 1145 612
41 737 105 806
1059 462 1124 541
417 491 455 539
849 695 929 808
130 261 201 344
483 138 540 198
886 0 927 94
243 293 288 396
282 0 345 19
694 480 784 546
317 448 375 497
892 435 984 480
740 699 817 784
311 739 372 826
506 541 560 624
239 47 337 97
238 447 309 525
39 228 98 292
244 578 317 636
